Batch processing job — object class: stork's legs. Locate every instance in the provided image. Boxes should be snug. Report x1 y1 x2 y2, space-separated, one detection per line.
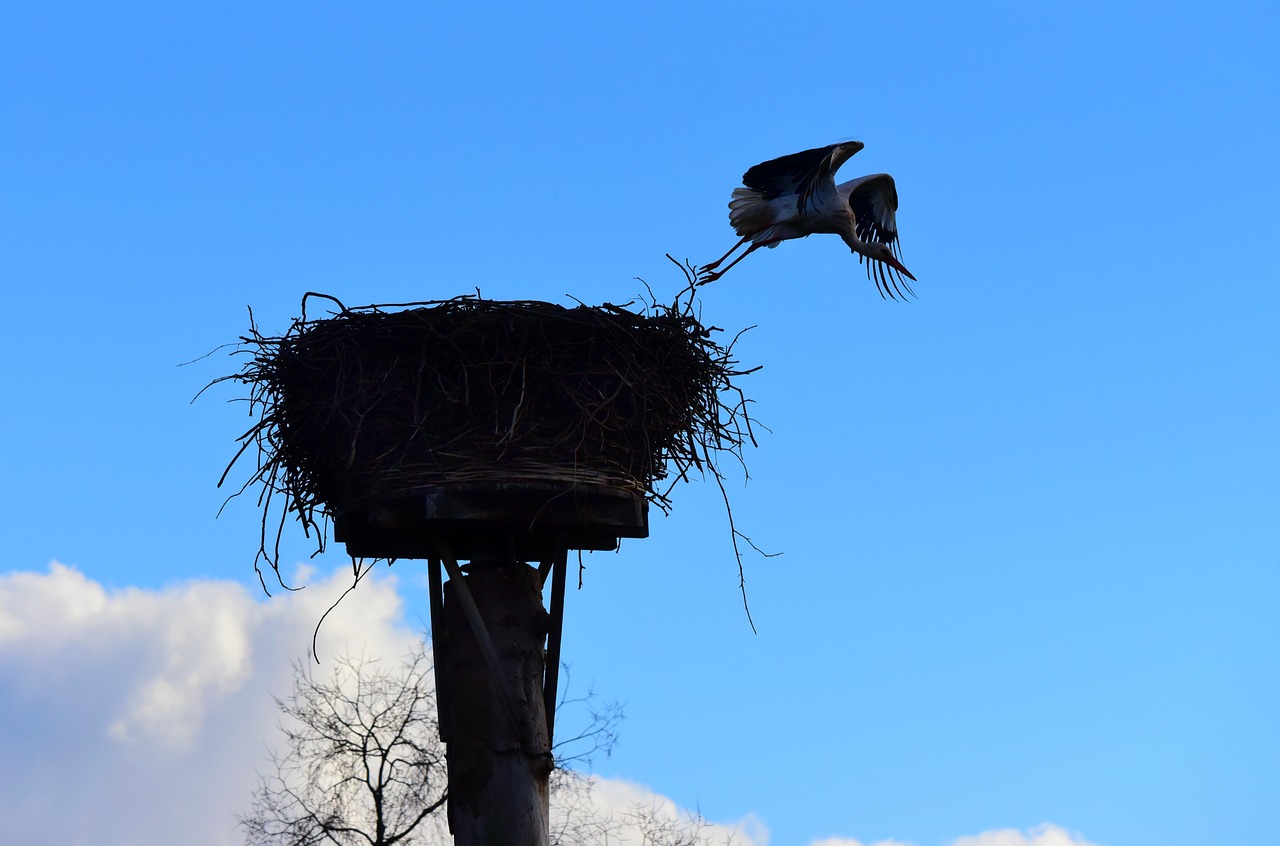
701 235 749 273
698 241 768 285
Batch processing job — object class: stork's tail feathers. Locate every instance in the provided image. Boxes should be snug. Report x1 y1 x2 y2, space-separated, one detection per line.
728 187 771 238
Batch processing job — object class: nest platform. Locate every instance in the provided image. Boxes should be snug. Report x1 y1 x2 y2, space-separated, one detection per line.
222 291 755 567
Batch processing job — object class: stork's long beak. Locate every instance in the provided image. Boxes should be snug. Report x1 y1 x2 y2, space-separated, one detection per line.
883 254 917 281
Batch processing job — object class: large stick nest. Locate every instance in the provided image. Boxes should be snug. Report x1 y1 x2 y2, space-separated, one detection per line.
216 276 759 572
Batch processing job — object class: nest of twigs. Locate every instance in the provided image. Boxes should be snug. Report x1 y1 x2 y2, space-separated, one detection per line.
216 263 759 573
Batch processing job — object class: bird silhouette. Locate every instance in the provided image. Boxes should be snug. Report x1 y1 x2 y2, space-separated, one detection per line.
700 141 916 299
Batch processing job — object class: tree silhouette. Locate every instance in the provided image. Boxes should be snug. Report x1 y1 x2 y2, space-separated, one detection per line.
240 642 737 846
241 643 447 846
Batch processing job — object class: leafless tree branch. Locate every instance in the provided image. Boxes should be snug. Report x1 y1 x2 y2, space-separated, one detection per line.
242 644 740 846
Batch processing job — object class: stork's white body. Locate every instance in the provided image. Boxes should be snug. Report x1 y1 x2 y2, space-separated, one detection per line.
729 179 863 243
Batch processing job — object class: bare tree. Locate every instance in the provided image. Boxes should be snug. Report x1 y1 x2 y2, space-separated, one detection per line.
241 643 738 846
621 800 737 846
241 643 448 846
548 771 738 846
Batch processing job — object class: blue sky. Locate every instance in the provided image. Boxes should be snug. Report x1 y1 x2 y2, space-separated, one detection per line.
1 2 1277 845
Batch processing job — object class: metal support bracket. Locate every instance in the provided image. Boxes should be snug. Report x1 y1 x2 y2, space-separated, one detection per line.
542 548 568 747
426 557 453 743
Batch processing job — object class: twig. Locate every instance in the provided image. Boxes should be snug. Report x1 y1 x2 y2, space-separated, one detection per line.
704 443 758 635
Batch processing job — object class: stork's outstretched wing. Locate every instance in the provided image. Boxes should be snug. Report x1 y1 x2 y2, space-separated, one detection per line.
742 141 865 213
842 173 904 258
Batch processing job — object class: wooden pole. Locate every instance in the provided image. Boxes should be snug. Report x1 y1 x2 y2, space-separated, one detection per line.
439 561 553 845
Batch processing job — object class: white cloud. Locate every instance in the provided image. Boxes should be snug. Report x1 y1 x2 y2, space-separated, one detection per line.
804 826 1098 846
950 824 1099 846
0 561 418 846
0 563 1100 846
556 775 768 846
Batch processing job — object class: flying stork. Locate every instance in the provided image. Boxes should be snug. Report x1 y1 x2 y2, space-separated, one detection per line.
699 141 917 298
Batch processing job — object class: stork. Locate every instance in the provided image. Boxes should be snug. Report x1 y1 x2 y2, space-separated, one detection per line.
699 141 917 299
